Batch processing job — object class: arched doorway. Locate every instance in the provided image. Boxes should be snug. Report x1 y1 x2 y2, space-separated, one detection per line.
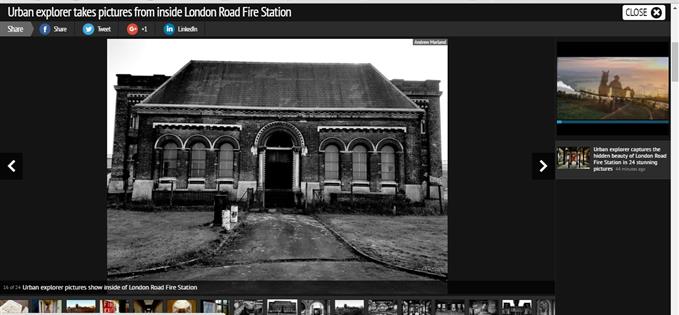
253 122 307 208
264 131 294 190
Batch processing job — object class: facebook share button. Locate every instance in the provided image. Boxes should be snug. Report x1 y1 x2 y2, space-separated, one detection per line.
38 23 50 36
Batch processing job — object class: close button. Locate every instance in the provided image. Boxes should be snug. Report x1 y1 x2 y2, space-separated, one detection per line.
0 153 22 180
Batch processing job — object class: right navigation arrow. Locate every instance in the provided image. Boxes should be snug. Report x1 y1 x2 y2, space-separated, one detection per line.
539 160 548 173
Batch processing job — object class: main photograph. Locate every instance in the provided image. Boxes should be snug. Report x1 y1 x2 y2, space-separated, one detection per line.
106 38 448 281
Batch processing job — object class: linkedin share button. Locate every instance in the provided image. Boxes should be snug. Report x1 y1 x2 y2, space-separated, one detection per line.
622 5 665 20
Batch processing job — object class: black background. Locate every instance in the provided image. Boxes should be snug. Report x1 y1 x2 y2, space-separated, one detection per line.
0 4 671 314
0 38 106 281
449 37 555 284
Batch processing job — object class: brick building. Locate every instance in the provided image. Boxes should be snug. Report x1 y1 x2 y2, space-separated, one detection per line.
108 60 442 205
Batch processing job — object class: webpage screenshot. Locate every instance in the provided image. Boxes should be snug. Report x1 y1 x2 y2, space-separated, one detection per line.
0 1 676 315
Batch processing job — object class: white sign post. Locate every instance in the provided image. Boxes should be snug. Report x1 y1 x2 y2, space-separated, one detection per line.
230 205 238 223
222 209 231 230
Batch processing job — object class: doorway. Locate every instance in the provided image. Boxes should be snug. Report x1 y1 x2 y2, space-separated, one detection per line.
263 131 295 207
265 149 292 189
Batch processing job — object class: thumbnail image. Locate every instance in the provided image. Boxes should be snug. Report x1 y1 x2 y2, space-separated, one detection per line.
556 57 669 120
0 300 30 313
100 300 127 313
299 300 330 315
37 300 62 313
500 300 532 315
534 300 554 315
132 300 164 313
168 300 198 313
368 300 397 315
333 300 364 315
469 300 498 315
434 300 464 315
65 300 97 313
106 38 448 282
202 300 229 314
234 300 263 315
268 300 297 315
402 300 430 315
556 147 591 170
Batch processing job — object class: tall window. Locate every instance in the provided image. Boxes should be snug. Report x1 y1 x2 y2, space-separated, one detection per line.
218 143 234 178
190 142 206 178
161 142 178 177
352 145 368 181
381 145 396 181
324 144 340 180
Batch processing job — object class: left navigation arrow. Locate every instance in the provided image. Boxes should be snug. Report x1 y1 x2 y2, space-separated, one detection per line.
0 153 22 180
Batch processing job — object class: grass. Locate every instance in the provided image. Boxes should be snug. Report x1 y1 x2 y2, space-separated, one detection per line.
317 214 448 275
557 98 607 120
107 209 222 274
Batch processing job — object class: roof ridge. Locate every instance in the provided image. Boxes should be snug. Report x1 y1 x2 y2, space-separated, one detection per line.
366 63 421 110
139 60 434 111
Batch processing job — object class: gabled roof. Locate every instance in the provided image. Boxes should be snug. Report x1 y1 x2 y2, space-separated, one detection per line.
140 60 420 110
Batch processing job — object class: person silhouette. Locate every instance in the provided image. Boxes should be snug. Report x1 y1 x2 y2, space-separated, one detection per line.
609 75 624 97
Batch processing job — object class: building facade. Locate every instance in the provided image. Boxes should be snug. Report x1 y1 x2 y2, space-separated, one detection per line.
109 60 442 204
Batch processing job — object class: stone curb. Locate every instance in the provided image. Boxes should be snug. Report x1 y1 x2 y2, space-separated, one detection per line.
312 215 447 281
107 222 242 279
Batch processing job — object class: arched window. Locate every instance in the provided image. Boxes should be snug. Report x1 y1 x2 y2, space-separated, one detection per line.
190 142 206 178
218 143 234 178
324 144 340 180
381 145 396 181
352 145 368 181
161 142 178 177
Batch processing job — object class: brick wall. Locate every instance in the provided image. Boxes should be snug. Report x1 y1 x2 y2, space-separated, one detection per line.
391 79 444 180
111 74 441 204
108 74 169 193
133 114 422 194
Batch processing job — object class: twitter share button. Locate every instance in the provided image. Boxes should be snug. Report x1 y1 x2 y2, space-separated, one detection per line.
82 23 94 36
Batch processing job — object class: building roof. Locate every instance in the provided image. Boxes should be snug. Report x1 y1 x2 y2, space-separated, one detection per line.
141 60 420 110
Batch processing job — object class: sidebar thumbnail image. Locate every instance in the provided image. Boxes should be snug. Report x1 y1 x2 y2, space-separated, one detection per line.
333 300 364 315
434 300 464 315
267 300 297 315
168 300 198 313
202 300 229 314
556 147 591 170
500 300 532 315
65 300 97 313
535 300 554 315
469 300 498 315
402 300 430 315
132 300 164 313
368 300 397 315
100 300 128 313
32 300 62 313
234 300 263 315
557 57 669 121
299 300 330 315
0 300 30 313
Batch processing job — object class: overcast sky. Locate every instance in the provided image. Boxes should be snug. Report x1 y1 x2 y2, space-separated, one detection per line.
107 38 448 160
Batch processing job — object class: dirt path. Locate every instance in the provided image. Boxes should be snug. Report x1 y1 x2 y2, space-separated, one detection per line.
212 213 356 264
129 213 431 281
602 103 653 119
